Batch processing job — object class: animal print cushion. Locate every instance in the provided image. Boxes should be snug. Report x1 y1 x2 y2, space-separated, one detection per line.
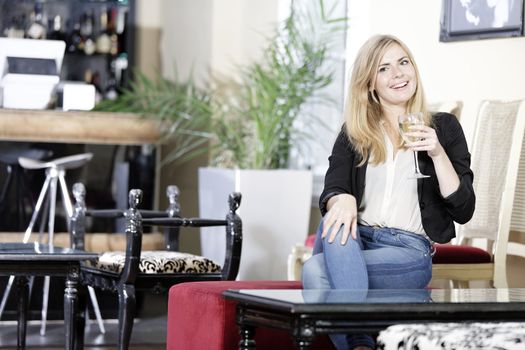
377 322 525 350
95 251 221 274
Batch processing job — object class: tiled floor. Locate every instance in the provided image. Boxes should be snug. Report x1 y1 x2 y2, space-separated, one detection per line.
0 316 166 349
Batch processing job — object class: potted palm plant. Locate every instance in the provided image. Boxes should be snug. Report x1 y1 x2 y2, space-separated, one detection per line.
199 0 347 280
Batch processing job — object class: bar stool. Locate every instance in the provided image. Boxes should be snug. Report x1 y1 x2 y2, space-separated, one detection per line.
0 152 105 335
0 144 52 231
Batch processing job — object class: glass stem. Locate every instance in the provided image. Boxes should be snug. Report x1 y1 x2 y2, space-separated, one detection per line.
413 151 421 174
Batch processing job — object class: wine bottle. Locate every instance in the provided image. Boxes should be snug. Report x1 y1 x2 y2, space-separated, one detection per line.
26 3 47 39
108 6 119 56
84 69 103 103
116 7 128 56
81 10 96 55
96 6 111 54
4 15 25 38
48 15 65 41
67 21 83 53
104 76 118 101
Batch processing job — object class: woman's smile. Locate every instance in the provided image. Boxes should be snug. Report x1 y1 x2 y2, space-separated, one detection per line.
390 81 409 89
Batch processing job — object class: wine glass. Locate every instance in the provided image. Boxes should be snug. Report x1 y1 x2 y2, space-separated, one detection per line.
398 112 430 179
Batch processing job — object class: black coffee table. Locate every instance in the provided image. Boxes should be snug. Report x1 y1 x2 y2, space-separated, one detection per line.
0 242 98 350
223 288 525 349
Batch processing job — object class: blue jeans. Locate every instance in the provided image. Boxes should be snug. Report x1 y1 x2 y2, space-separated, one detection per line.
301 221 433 349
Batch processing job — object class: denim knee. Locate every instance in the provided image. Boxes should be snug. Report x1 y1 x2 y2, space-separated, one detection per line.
322 233 368 290
302 254 331 289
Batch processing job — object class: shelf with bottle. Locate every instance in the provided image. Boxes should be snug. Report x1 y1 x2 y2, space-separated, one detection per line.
64 5 125 57
0 0 134 100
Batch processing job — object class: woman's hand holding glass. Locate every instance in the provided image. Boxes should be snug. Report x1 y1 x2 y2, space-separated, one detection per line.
404 124 444 159
322 194 358 245
405 124 461 197
399 112 435 179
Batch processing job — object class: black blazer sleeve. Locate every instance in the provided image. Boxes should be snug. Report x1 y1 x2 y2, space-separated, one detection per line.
434 113 475 224
319 127 364 216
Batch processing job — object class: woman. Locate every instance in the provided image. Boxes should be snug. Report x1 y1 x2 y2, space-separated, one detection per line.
301 34 475 350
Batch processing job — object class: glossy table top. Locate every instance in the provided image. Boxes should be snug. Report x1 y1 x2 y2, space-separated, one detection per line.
224 288 525 314
0 242 98 261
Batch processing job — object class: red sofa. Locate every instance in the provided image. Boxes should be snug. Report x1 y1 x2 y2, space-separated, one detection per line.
167 280 334 349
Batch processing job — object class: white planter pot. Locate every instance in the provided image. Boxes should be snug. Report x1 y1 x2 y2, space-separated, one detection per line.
199 167 313 280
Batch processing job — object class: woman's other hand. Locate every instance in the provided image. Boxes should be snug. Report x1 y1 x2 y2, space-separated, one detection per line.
322 194 358 245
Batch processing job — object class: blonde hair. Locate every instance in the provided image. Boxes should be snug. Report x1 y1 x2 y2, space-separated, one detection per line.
344 34 430 165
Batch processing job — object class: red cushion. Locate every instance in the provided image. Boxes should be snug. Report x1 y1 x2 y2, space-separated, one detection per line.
305 234 316 247
432 244 492 264
167 280 334 350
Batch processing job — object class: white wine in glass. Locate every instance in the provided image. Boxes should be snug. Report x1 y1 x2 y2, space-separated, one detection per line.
398 112 430 179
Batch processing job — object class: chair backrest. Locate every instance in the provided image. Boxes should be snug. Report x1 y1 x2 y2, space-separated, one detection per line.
70 182 244 282
457 100 525 286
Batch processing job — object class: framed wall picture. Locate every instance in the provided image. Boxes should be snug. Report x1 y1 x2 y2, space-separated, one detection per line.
440 0 524 42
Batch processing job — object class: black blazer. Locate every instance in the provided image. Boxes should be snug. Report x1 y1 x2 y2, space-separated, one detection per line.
319 112 475 244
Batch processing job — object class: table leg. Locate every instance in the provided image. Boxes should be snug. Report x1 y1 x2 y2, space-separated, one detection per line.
295 322 314 350
64 266 80 350
238 325 256 350
75 284 88 350
118 283 136 350
15 276 29 350
295 337 313 350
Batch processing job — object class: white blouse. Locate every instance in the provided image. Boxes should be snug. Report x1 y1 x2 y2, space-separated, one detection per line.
358 134 426 236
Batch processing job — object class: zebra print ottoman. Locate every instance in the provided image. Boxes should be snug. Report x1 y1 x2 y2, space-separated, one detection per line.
377 322 525 350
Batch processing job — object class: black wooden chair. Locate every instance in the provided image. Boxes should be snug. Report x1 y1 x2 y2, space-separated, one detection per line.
69 183 242 350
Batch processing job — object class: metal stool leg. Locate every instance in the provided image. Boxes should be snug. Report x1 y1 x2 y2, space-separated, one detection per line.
47 170 58 247
40 276 51 336
58 170 73 217
22 175 51 243
0 276 14 318
41 170 58 336
88 287 106 334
